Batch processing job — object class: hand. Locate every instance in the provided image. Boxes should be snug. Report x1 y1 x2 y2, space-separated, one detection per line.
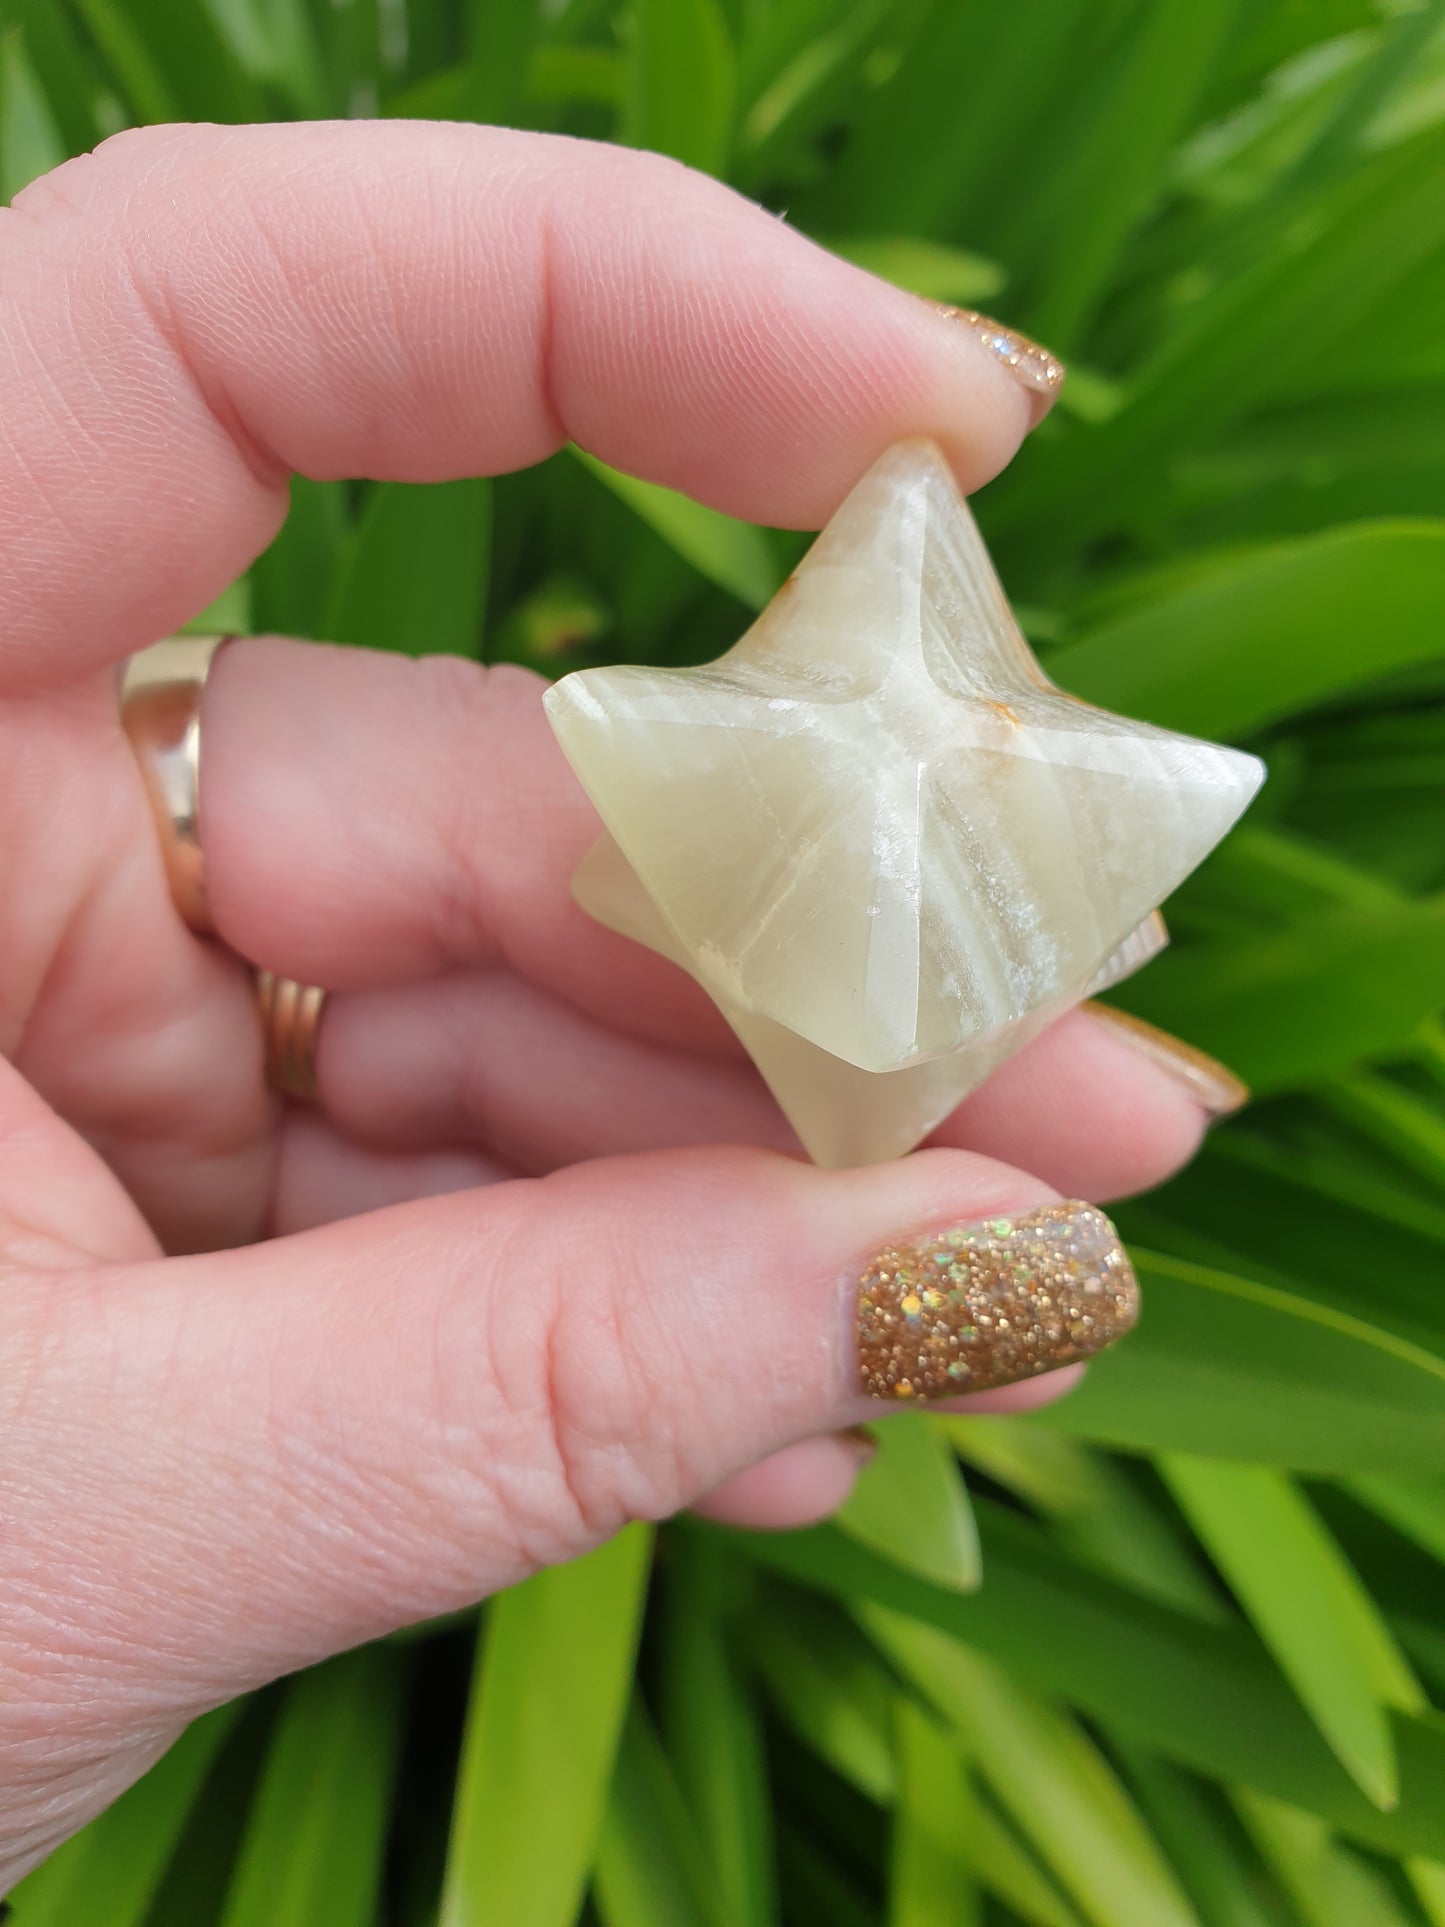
0 121 1227 1882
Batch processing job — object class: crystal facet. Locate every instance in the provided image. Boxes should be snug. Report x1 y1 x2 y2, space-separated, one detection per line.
546 439 1264 1166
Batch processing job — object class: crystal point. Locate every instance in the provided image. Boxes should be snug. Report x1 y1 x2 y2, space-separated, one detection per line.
547 439 1263 1165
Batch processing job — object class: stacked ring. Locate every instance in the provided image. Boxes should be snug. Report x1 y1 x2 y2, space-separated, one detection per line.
119 634 328 1102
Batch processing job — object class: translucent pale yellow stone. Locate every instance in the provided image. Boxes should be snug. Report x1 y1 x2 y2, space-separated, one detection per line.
546 439 1264 1165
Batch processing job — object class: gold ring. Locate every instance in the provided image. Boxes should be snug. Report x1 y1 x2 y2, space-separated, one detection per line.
256 972 326 1101
121 635 328 1103
119 634 231 934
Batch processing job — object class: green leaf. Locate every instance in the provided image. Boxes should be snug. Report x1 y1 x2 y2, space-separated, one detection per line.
322 478 491 657
140 1703 274 1927
69 0 180 121
1160 1458 1423 1809
9 1707 240 1927
459 0 539 124
0 0 100 157
594 1700 731 1927
529 45 624 110
180 575 252 638
749 1589 899 1805
1410 1858 1445 1927
1234 1788 1424 1927
748 1583 1084 1927
1036 1248 1445 1475
866 1606 1197 1927
1018 0 1243 348
622 0 736 175
1119 895 1445 1095
252 477 349 640
938 1416 1221 1620
821 0 1092 242
205 0 328 116
989 126 1445 548
1348 1475 1445 1567
1281 0 1445 195
659 1534 776 1927
823 234 1004 305
1138 1133 1445 1358
219 1648 405 1927
735 0 888 186
1050 521 1445 740
572 447 779 609
839 1415 981 1593
308 0 383 117
77 0 266 123
1114 1744 1288 1927
777 1825 876 1927
439 1526 653 1927
887 1698 980 1927
0 23 65 202
730 1512 1445 1859
965 1805 1086 1927
1319 1072 1445 1192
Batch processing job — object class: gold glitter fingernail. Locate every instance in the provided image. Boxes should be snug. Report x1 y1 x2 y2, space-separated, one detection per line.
940 307 1066 401
856 1202 1137 1401
1085 1003 1250 1121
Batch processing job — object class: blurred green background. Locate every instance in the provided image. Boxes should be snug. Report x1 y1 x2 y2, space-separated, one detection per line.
3 0 1445 1923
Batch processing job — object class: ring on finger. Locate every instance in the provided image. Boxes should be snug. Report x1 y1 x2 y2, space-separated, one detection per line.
120 634 328 1103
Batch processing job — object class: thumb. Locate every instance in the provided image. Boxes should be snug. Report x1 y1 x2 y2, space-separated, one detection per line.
3 1144 1134 1757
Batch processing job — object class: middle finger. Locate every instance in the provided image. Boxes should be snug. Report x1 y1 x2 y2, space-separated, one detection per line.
312 970 1216 1201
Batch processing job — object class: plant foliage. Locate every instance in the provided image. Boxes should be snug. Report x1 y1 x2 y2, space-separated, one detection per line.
3 0 1444 1921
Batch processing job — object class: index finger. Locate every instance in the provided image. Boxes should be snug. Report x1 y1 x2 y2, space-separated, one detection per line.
0 120 1052 691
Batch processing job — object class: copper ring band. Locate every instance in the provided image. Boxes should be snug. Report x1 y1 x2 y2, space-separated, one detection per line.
256 972 326 1102
120 634 327 1102
119 633 231 935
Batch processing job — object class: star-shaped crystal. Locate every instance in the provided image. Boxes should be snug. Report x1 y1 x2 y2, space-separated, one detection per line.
546 439 1263 1165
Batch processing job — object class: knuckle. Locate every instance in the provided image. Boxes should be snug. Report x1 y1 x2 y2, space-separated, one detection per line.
406 657 545 961
424 1175 700 1567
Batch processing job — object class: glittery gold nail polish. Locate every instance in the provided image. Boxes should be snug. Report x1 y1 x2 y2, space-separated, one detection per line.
1085 1003 1249 1120
940 308 1066 400
856 1202 1137 1401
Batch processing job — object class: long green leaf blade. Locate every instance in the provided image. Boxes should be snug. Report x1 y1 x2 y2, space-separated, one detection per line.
8 1708 240 1927
1349 1475 1445 1567
888 1698 980 1927
0 0 100 155
839 1415 982 1593
1118 896 1445 1094
1051 521 1445 740
323 478 491 658
660 1534 776 1927
594 1700 730 1927
940 1416 1220 1619
622 0 736 174
1160 1458 1422 1809
731 1513 1445 1859
0 23 64 201
866 1606 1197 1927
572 448 778 609
219 1648 405 1927
439 1526 653 1927
1020 0 1241 347
990 126 1445 546
1035 1248 1445 1475
1235 1787 1423 1927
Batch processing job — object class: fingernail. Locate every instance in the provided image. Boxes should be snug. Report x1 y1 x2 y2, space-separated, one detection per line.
940 307 1066 404
1085 1003 1249 1120
856 1202 1138 1402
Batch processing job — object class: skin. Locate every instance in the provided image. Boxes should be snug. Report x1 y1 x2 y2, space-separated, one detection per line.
0 122 1213 1883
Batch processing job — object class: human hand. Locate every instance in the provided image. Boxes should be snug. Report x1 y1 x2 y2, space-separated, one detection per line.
0 121 1240 1882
